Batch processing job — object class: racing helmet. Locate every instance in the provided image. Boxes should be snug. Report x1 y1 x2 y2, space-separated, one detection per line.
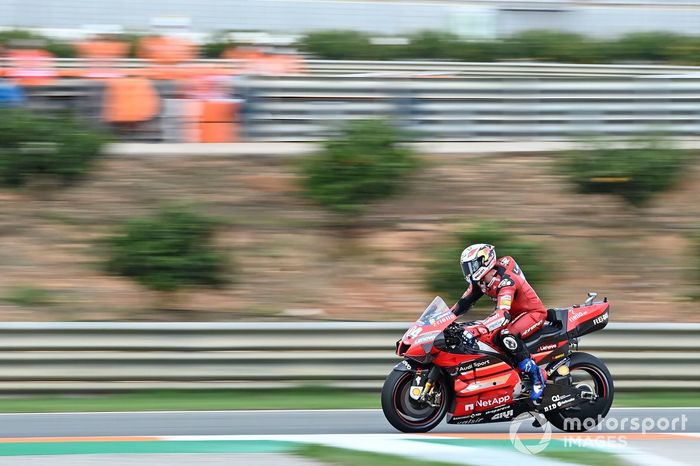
460 243 496 282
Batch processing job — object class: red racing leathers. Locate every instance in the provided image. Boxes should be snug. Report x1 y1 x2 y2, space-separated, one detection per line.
452 256 547 343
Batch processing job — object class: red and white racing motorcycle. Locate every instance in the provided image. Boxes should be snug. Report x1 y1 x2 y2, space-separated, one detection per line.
382 293 613 432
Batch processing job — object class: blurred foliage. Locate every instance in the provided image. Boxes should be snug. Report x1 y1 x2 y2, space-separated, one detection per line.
0 29 42 44
0 29 76 57
299 119 420 215
297 30 379 60
2 286 54 307
426 222 549 305
104 206 229 292
502 30 604 63
201 33 236 58
562 136 691 207
298 29 700 64
401 31 462 60
117 33 147 58
604 32 690 62
5 28 700 63
0 109 109 188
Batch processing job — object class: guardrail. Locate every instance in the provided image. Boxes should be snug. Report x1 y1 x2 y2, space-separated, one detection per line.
12 65 700 142
240 76 700 141
5 59 700 78
0 322 696 392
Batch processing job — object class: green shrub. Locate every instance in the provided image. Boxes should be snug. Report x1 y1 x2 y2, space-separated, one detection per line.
296 29 700 65
201 33 236 58
300 119 420 215
562 137 692 207
0 29 76 58
298 30 377 60
502 30 602 63
402 31 462 60
0 29 41 45
425 222 549 306
2 286 54 307
606 32 688 62
0 109 109 188
44 41 77 58
104 207 229 292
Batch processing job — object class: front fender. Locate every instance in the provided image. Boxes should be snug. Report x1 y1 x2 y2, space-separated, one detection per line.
393 359 430 372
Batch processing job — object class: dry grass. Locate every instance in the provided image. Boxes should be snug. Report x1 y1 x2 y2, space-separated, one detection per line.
0 153 697 322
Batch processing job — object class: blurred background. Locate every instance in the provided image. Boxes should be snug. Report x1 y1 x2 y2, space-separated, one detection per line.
0 0 699 325
0 0 698 451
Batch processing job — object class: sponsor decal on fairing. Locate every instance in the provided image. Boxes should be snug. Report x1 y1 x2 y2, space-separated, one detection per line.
476 394 511 409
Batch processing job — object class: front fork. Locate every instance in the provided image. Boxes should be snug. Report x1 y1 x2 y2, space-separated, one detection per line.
409 365 441 405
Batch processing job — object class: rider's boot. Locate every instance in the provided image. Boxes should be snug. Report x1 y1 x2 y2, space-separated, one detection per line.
500 330 546 401
518 358 546 402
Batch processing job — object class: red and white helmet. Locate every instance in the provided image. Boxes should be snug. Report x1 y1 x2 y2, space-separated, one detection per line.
460 243 496 282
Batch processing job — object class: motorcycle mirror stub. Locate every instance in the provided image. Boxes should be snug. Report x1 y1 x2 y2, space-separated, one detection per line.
584 292 598 306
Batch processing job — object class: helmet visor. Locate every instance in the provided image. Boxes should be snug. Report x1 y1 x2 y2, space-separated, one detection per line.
461 259 480 281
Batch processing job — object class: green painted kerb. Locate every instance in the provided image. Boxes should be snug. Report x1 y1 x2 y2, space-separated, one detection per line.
414 438 602 453
0 440 297 457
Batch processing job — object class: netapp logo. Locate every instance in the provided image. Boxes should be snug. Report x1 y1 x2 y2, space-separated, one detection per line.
476 394 511 408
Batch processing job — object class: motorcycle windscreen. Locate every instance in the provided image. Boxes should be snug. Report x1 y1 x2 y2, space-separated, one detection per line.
416 296 453 326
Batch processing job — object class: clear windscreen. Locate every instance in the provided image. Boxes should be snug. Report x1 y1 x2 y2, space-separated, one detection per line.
416 296 452 325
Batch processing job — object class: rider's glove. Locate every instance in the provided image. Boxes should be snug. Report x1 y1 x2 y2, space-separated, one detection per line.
443 322 463 348
470 324 490 337
461 330 477 349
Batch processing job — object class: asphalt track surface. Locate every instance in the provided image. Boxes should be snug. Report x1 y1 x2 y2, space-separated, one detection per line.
0 407 697 438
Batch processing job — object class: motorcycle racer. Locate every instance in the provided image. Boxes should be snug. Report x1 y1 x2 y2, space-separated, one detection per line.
450 243 548 401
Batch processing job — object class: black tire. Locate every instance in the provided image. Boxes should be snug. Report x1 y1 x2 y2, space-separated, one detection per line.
381 367 450 433
545 352 614 432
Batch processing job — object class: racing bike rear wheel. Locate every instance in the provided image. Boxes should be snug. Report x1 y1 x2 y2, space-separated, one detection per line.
545 352 614 432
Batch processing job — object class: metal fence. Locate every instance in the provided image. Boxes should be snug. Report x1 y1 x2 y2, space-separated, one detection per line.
9 74 700 142
0 322 696 392
10 61 700 142
10 59 700 78
241 76 700 141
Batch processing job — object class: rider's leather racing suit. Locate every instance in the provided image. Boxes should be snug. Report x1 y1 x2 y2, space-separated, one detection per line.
451 256 547 388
